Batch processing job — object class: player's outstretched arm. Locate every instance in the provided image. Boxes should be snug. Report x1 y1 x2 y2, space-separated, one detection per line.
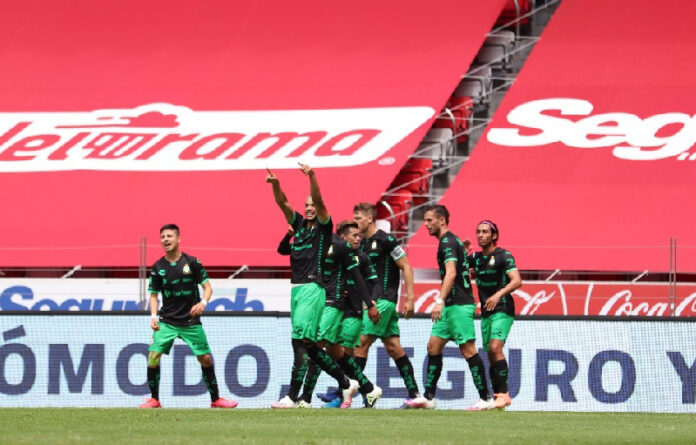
299 163 329 224
266 168 294 224
395 256 415 319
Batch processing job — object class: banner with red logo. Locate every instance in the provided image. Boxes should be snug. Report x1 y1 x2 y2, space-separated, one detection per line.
408 0 696 272
0 0 506 267
410 281 696 317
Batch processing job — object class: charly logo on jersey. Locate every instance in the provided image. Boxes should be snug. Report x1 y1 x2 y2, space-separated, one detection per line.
0 103 434 172
487 98 696 161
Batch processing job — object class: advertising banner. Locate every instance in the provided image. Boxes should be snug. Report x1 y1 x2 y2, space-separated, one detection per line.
0 315 694 412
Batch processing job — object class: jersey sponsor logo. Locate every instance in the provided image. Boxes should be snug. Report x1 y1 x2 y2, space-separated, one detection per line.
487 98 696 161
0 103 434 172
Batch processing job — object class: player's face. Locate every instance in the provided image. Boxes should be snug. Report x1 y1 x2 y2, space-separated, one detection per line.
423 210 443 237
341 227 362 249
304 196 317 221
353 210 371 233
476 224 496 248
160 229 180 253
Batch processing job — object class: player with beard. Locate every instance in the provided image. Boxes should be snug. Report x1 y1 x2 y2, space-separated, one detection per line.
468 220 522 409
407 205 495 410
351 202 423 407
266 164 359 408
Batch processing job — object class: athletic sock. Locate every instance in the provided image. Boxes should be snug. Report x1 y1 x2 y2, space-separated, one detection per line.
395 354 420 399
337 354 373 395
423 354 443 400
306 343 350 389
289 339 309 401
466 353 490 400
201 365 220 402
147 366 160 400
490 359 509 394
300 360 321 403
353 356 367 371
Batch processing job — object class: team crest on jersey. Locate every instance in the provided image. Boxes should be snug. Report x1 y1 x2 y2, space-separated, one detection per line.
489 257 496 266
371 240 377 250
354 255 360 264
183 263 191 274
328 245 334 256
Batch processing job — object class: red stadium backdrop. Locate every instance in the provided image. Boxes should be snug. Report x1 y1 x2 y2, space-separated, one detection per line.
408 0 696 272
0 0 506 267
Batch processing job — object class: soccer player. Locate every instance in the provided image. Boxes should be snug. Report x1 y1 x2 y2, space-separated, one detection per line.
468 220 522 409
139 224 237 409
352 203 422 406
407 205 494 410
266 164 359 408
298 220 383 408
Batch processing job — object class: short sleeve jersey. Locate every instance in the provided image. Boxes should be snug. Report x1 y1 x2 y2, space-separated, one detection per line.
437 232 474 306
359 229 405 303
322 234 359 309
343 249 378 318
289 211 334 285
148 252 209 326
469 247 518 317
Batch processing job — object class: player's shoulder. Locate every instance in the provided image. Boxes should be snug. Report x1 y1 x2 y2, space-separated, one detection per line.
151 256 167 269
494 247 514 258
440 231 459 246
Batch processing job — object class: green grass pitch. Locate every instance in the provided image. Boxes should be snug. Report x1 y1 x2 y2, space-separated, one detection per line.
1 409 694 444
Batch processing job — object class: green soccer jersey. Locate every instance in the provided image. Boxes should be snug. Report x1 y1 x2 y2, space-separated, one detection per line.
289 211 333 285
359 229 405 303
148 252 209 326
469 247 518 317
437 231 474 306
322 233 359 309
343 249 378 318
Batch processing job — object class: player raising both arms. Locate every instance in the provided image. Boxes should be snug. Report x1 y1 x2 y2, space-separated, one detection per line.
140 224 237 409
266 164 359 408
407 205 494 410
352 203 423 406
468 220 522 409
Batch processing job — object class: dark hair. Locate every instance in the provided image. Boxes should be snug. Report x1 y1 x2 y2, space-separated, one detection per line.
478 220 499 241
353 202 377 220
425 204 449 225
336 220 359 235
160 224 180 235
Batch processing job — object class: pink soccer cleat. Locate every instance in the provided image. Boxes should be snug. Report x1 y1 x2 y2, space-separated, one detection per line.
139 398 161 409
211 397 238 409
494 392 512 409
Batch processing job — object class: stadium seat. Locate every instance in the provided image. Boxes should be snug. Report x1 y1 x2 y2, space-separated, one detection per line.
418 128 454 166
378 190 413 237
389 157 433 206
495 0 533 35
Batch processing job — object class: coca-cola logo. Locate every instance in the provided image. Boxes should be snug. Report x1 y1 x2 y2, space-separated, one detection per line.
0 103 434 171
487 98 696 161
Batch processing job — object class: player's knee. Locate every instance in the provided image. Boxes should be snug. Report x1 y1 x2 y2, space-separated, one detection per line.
197 354 213 367
148 352 161 367
384 340 404 358
460 341 477 359
426 340 442 356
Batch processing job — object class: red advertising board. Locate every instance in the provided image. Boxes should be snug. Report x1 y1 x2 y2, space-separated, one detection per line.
410 281 696 317
0 0 506 267
408 0 696 272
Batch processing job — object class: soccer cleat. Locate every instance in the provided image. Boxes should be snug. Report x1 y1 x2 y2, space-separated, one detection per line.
317 389 340 403
211 397 238 409
138 398 161 409
298 400 312 409
403 395 435 409
271 396 298 409
466 398 496 411
339 379 360 409
364 385 382 408
321 398 342 408
494 392 512 409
